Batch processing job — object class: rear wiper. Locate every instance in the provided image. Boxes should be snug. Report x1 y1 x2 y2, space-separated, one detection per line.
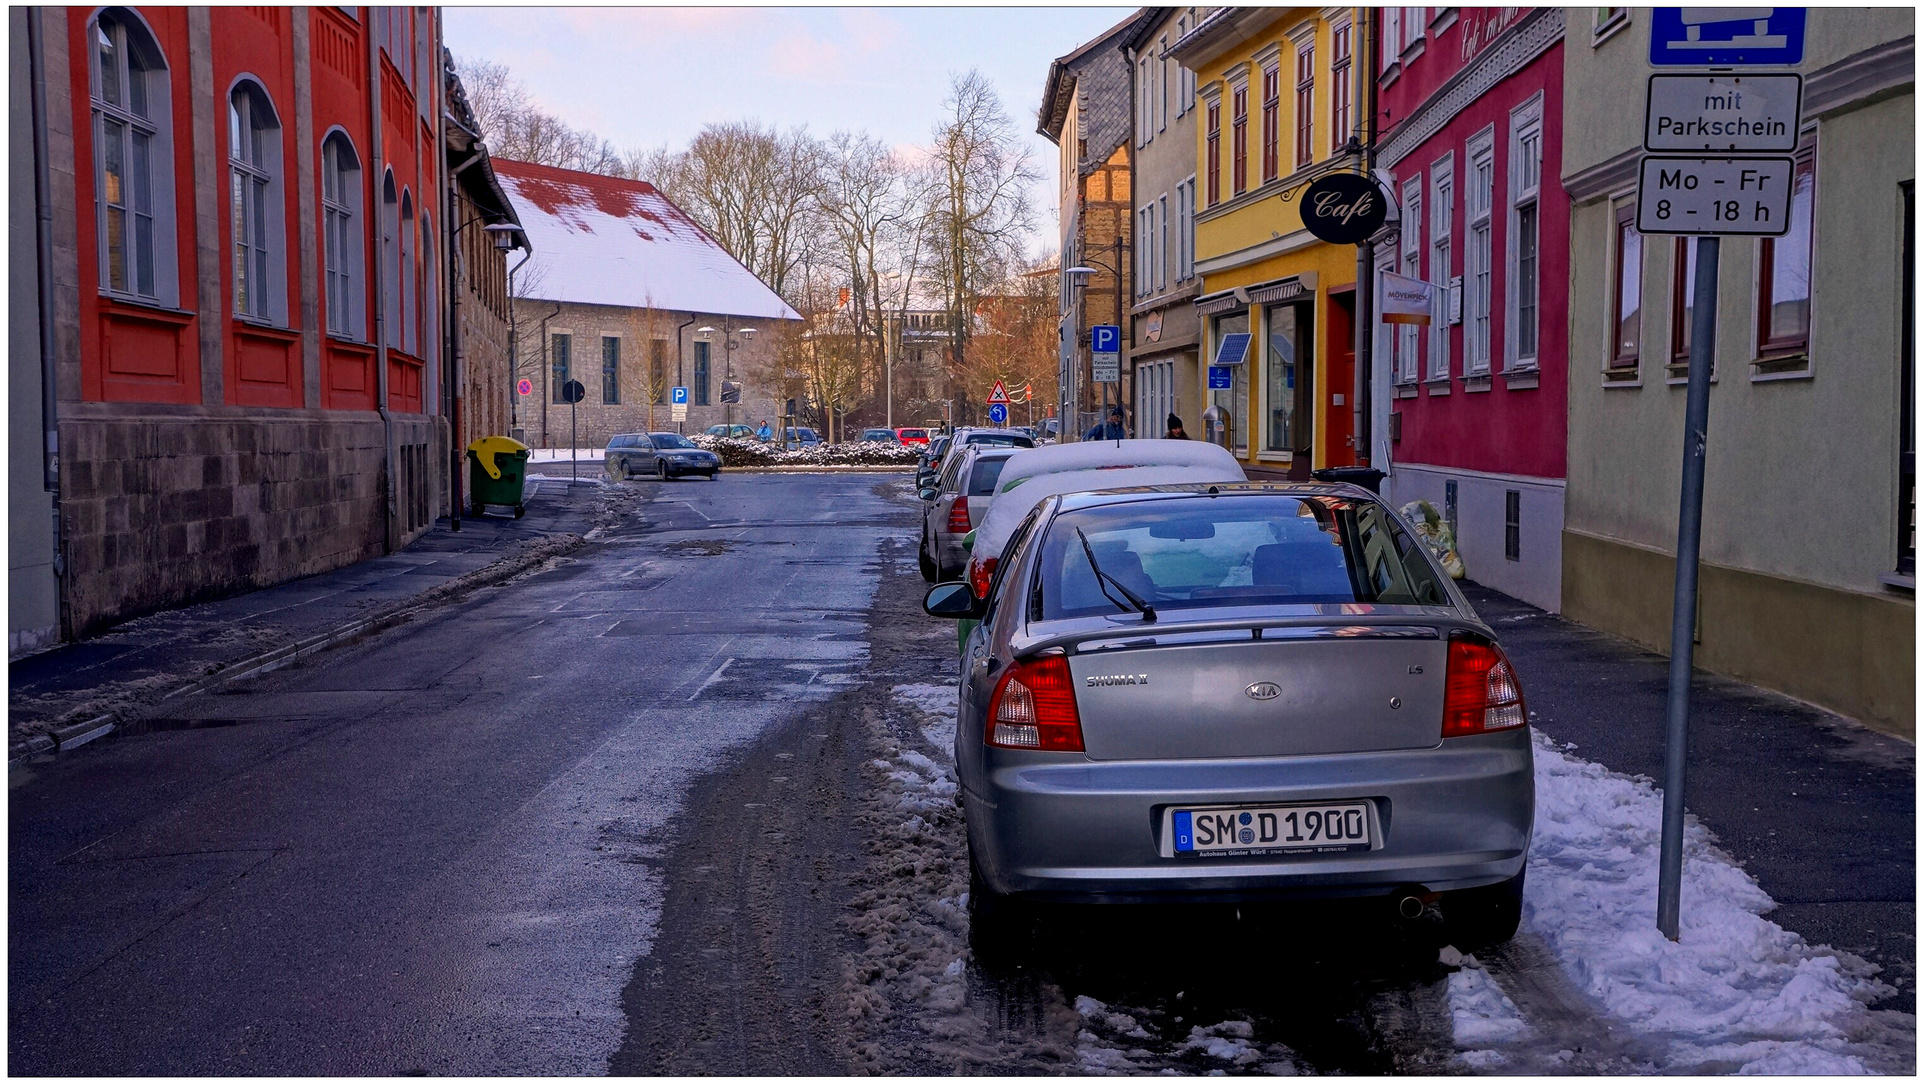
1075 528 1156 624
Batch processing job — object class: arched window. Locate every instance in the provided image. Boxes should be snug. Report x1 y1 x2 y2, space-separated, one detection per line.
89 8 177 304
381 171 398 349
320 131 363 339
228 79 284 324
399 189 415 355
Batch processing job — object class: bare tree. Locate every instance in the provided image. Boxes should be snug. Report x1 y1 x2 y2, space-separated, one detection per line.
924 70 1040 413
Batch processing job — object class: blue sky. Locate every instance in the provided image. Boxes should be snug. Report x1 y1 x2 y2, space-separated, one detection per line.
443 6 1136 250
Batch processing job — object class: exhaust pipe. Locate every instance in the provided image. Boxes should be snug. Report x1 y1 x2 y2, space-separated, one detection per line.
1392 887 1441 920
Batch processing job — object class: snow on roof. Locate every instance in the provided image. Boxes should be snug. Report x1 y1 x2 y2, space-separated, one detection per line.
491 158 801 322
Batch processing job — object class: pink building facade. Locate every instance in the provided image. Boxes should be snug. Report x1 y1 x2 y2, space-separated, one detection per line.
1374 8 1567 611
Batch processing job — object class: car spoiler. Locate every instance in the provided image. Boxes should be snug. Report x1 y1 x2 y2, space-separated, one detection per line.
1009 612 1486 662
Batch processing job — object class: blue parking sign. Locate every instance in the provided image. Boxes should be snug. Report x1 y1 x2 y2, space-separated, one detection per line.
1649 8 1804 67
1208 365 1233 389
671 386 689 405
1091 324 1120 354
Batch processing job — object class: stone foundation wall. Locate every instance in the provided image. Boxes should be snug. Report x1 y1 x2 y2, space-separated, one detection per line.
58 402 445 637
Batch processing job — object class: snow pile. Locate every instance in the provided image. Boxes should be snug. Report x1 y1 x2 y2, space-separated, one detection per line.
1523 731 1912 1074
1446 964 1529 1047
891 683 958 763
688 435 919 467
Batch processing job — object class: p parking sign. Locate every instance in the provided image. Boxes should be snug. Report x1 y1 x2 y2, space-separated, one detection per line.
671 386 689 406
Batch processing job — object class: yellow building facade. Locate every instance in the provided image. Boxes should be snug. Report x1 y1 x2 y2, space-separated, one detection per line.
1171 7 1366 477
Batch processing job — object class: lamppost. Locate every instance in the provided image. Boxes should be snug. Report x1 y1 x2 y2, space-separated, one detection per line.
487 222 529 439
1064 232 1128 440
695 319 756 431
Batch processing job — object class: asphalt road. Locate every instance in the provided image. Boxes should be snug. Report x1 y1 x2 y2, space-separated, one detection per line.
9 472 903 1076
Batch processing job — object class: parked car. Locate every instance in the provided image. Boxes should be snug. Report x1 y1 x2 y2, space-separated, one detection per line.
919 446 1021 583
861 428 902 443
959 440 1242 595
916 427 1036 490
1039 418 1061 442
923 480 1532 958
605 431 719 480
896 427 932 447
705 424 757 440
781 427 822 449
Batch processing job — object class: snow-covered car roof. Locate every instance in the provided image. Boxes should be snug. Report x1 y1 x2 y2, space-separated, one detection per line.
970 445 1247 567
990 439 1240 495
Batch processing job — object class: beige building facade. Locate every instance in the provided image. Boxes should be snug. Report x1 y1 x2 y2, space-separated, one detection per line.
1560 8 1914 734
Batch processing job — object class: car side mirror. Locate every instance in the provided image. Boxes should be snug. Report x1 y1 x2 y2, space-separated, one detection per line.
918 487 939 501
924 581 984 620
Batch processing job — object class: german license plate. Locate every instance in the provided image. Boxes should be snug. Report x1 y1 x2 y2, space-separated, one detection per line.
1167 802 1373 857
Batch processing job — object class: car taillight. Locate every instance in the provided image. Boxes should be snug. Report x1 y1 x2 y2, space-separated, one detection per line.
969 556 997 599
1442 633 1527 737
985 654 1084 751
947 496 971 532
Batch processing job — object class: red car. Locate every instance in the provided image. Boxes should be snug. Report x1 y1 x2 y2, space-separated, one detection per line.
896 427 932 446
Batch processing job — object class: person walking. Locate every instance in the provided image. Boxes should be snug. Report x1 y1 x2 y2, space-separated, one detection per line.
1165 414 1190 439
1083 406 1126 442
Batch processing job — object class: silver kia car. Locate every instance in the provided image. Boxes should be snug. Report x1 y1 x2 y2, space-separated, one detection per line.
923 482 1534 952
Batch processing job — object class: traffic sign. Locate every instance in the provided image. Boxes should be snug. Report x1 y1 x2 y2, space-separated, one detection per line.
560 379 586 405
1092 354 1120 383
1208 365 1233 390
1090 324 1120 354
1636 156 1794 235
1645 74 1802 153
671 403 688 422
1649 8 1805 67
671 386 689 405
516 377 533 397
988 403 1008 425
987 379 1010 404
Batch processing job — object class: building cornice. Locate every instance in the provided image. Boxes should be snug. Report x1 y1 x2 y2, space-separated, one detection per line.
1803 34 1914 118
1195 227 1320 278
1378 7 1564 169
1562 147 1640 204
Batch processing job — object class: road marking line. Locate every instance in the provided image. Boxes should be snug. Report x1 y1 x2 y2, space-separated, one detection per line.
687 657 734 702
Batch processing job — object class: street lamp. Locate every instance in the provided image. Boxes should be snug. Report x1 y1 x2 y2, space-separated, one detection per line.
487 222 529 439
696 319 754 430
1064 232 1128 440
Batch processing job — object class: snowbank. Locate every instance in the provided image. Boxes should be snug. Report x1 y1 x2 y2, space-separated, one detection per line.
1520 731 1912 1074
689 435 918 467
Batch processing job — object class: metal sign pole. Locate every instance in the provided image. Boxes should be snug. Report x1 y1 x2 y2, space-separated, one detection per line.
570 398 578 489
1656 234 1720 941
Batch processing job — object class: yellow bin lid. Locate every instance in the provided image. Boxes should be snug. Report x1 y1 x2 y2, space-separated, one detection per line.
467 435 529 480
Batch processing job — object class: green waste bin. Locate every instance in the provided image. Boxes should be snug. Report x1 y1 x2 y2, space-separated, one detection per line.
467 436 531 519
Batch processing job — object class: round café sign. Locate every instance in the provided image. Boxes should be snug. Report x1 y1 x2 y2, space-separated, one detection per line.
1299 172 1387 245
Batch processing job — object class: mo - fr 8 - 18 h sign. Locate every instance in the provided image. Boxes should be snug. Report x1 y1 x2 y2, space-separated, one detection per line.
1636 157 1794 236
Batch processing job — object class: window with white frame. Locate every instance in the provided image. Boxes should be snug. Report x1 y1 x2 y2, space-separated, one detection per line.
229 80 284 324
1139 55 1152 146
1405 7 1425 51
1384 8 1401 58
1176 177 1195 281
1330 20 1353 150
1465 128 1495 375
1398 176 1423 384
1429 154 1454 380
398 190 415 354
1158 36 1170 132
1158 193 1169 290
1506 94 1544 369
91 9 176 305
321 132 362 339
1137 205 1152 295
382 171 400 349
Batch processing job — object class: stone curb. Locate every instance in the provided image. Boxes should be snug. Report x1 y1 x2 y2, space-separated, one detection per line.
8 531 589 768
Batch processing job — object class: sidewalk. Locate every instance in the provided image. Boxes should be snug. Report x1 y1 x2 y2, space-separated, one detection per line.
1462 581 1916 1014
9 474 631 757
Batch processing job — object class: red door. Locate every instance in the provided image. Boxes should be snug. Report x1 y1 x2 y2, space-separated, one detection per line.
1324 291 1357 468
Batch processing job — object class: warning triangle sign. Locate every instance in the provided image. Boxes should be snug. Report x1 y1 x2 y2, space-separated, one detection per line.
987 380 1010 405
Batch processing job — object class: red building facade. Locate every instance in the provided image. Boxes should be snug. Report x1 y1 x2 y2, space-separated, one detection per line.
17 6 514 641
1374 7 1567 611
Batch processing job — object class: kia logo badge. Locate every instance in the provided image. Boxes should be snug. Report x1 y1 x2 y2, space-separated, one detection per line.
1245 682 1282 701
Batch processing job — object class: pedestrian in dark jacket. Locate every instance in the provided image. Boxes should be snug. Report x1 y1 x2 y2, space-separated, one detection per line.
1165 414 1189 439
1083 407 1126 441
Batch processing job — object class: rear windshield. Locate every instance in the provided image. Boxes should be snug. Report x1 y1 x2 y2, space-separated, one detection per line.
965 432 1035 448
967 457 1011 497
900 428 928 438
1034 495 1448 620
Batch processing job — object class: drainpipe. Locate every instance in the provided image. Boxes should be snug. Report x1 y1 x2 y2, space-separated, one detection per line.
1354 6 1380 467
367 19 394 551
28 7 69 639
674 312 697 435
